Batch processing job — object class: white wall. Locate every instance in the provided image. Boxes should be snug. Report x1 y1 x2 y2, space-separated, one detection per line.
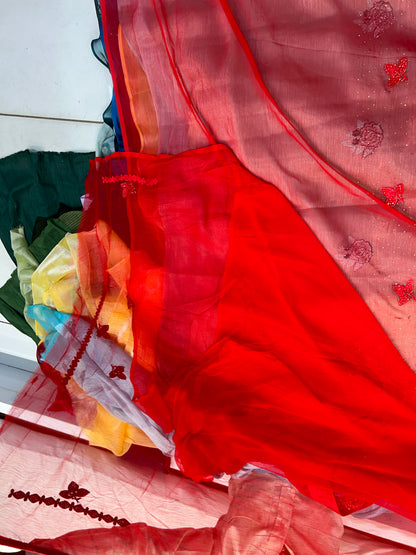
0 0 112 407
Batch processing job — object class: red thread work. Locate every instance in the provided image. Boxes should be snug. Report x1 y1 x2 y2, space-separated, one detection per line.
59 482 90 502
351 122 384 158
8 485 130 526
102 174 158 187
393 280 415 306
382 183 404 207
357 1 395 38
109 365 127 380
62 286 107 387
384 57 408 87
97 324 110 339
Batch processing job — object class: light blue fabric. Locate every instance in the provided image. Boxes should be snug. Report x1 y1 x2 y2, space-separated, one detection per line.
27 305 71 358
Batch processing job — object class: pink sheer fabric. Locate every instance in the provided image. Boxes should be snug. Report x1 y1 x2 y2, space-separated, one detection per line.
32 472 344 554
111 0 416 371
51 145 416 518
2 1 416 552
0 369 230 550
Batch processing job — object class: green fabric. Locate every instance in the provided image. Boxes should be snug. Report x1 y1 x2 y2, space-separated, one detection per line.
11 226 39 332
57 210 82 234
0 216 78 343
0 150 93 261
0 271 38 342
32 207 83 241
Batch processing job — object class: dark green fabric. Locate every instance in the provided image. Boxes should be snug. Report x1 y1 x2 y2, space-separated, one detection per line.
0 270 38 342
0 150 93 261
32 204 77 241
0 215 80 343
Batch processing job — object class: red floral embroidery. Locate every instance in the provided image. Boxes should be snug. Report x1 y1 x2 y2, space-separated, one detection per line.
62 286 107 388
393 280 415 306
357 1 395 38
97 324 110 339
109 365 126 380
384 57 408 87
59 481 90 502
344 121 384 158
120 181 137 198
339 238 373 270
382 183 404 207
8 486 130 527
102 174 158 187
352 122 383 157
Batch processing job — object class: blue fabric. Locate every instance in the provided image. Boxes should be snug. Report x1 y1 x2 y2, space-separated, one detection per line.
27 305 71 358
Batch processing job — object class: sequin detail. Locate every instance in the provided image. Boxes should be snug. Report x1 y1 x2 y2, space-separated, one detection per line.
384 57 408 87
338 238 373 270
382 183 404 207
356 1 395 38
109 365 127 380
343 121 384 158
393 280 415 306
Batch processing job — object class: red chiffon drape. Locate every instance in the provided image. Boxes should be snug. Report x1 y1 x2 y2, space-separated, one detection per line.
74 145 416 517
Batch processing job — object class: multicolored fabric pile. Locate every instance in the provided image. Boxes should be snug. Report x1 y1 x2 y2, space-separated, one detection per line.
1 1 416 553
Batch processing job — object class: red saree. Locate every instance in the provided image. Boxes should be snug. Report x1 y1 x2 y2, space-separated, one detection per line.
69 145 416 515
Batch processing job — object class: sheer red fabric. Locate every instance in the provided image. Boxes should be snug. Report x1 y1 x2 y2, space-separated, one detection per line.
108 0 416 373
74 145 416 517
2 1 416 551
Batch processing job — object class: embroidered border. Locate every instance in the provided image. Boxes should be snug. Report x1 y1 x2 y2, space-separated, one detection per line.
102 174 158 188
62 286 107 387
8 487 130 527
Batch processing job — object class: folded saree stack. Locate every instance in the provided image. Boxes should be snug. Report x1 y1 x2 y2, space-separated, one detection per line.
1 1 416 553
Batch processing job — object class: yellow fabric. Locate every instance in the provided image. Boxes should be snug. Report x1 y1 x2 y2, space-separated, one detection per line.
68 380 156 455
31 223 156 453
31 233 79 339
71 221 135 356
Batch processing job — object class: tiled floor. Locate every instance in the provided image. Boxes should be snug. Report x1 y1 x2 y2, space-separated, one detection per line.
0 0 112 386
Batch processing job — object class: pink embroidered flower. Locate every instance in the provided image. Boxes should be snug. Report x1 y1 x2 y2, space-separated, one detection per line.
393 279 415 306
357 1 395 38
344 121 383 158
337 237 373 270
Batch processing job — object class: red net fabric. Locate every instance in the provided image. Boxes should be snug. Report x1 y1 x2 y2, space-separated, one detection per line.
110 0 416 372
77 145 416 517
2 0 416 551
2 143 416 550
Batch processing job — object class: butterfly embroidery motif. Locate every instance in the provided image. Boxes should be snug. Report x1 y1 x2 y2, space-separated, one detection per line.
393 280 415 306
59 481 90 502
384 56 408 87
382 183 404 207
109 365 127 380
